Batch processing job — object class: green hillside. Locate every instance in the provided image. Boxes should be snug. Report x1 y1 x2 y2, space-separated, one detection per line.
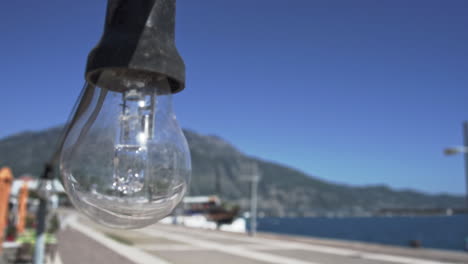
0 126 464 217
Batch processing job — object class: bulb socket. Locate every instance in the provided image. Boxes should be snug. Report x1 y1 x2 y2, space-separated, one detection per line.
85 0 185 93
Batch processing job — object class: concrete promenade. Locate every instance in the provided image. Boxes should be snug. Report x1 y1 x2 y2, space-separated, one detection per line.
56 213 468 264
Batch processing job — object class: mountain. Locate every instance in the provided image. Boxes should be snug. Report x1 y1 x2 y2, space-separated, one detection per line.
0 126 465 217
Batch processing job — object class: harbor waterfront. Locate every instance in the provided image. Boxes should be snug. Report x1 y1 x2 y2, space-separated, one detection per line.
255 215 468 252
1 1 468 263
48 211 468 264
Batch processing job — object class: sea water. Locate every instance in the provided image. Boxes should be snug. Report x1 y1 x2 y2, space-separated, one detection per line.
254 215 468 251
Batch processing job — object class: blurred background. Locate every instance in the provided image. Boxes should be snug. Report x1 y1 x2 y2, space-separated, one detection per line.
0 0 467 264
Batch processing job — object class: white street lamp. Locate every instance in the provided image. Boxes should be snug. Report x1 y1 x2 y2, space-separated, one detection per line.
240 162 261 237
443 122 468 208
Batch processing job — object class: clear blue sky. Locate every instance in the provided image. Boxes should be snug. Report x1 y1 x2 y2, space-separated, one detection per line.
1 0 467 195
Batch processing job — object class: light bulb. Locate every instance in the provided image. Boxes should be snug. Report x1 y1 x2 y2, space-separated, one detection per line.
60 70 191 229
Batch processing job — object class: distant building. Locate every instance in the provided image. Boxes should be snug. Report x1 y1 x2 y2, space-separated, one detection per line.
10 175 65 197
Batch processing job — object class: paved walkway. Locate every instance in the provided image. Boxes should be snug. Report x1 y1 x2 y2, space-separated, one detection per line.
59 215 169 264
133 224 468 264
56 212 468 264
57 227 135 264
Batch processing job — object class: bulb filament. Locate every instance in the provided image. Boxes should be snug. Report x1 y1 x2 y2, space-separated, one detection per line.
112 88 156 194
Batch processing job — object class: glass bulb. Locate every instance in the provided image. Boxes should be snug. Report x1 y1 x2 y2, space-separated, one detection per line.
60 70 191 229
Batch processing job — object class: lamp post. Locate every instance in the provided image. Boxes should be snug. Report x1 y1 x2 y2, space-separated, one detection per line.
241 162 261 237
443 121 468 208
250 172 260 237
34 0 188 262
34 165 55 264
